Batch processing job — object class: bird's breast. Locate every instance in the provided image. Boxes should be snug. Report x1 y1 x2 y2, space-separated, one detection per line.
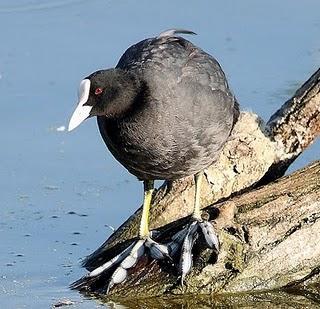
97 100 230 181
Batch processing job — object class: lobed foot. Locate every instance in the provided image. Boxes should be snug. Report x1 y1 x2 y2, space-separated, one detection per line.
169 219 219 283
71 237 169 294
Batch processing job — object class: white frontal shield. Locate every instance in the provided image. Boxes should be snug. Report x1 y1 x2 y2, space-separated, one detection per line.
68 79 92 131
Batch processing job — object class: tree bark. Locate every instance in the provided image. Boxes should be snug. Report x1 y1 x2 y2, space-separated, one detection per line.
78 68 320 298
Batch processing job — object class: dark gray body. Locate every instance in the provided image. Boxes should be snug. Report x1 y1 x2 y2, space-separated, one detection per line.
97 35 239 180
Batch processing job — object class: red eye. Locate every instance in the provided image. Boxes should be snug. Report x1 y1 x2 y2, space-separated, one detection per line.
95 87 103 95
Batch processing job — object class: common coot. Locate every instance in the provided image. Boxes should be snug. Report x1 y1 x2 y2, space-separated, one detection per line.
68 29 239 293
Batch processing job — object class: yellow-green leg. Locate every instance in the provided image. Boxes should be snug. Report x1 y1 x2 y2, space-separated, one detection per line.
192 172 202 220
139 180 154 238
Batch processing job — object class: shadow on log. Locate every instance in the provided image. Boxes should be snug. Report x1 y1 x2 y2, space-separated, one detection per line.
73 68 320 300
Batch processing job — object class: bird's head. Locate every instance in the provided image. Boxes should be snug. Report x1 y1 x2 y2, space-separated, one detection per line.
68 69 140 131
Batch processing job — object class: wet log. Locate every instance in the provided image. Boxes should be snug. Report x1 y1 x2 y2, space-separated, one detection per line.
78 68 320 297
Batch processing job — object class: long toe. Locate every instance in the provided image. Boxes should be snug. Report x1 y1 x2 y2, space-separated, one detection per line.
69 241 136 291
169 219 219 284
199 220 219 251
179 221 199 283
71 237 170 294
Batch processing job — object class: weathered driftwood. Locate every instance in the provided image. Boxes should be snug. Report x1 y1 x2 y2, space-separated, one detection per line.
79 68 320 298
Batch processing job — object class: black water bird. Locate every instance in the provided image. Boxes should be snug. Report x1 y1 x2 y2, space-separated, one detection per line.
68 29 239 293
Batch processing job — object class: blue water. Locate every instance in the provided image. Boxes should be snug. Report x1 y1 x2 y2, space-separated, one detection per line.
0 0 319 308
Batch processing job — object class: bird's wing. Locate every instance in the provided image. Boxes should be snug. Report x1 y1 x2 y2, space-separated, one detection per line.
116 32 237 122
116 30 195 71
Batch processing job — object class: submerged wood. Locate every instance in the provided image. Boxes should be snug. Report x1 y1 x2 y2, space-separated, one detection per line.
79 68 320 297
